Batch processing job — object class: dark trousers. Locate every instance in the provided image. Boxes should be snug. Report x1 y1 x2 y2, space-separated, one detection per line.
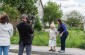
18 42 31 55
61 32 68 51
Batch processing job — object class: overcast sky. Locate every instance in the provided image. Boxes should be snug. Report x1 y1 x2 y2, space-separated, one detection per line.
42 0 85 16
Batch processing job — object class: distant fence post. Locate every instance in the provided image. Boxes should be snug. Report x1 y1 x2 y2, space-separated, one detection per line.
83 18 85 31
84 22 85 31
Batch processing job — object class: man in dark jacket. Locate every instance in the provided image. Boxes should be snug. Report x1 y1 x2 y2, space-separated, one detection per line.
17 14 34 55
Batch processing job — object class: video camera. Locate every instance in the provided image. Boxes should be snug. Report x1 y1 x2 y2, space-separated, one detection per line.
27 15 35 28
21 14 35 28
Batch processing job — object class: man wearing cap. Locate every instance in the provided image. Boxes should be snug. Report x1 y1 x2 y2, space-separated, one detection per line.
17 14 34 55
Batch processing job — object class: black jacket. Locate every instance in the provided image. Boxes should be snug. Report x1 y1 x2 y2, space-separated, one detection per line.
17 22 34 45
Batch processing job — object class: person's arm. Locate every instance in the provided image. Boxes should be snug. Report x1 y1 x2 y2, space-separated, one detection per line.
62 24 67 33
29 25 34 34
8 24 13 37
25 23 34 34
60 24 67 36
55 28 57 34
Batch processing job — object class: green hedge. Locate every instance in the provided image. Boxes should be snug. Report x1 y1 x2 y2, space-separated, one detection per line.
11 30 85 49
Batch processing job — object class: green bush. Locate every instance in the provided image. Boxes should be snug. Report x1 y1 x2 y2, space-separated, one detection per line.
78 41 85 49
56 35 61 46
11 30 85 49
34 17 42 31
11 34 19 44
32 31 49 46
0 4 20 21
66 30 85 48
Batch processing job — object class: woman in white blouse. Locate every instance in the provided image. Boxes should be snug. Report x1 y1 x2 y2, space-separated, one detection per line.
0 13 13 55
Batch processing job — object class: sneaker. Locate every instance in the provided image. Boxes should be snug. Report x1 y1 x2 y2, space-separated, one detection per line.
49 49 53 51
58 50 61 52
58 50 65 53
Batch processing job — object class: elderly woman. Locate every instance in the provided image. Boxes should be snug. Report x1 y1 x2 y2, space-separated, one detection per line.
0 13 13 55
48 22 58 52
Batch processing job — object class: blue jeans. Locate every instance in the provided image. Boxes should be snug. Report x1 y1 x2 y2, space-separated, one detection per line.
0 46 9 55
61 32 68 51
18 42 32 55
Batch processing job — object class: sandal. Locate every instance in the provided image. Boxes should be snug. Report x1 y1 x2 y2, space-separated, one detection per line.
52 49 56 52
49 49 53 51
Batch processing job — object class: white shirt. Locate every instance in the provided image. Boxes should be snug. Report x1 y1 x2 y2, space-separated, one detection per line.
49 28 58 40
0 23 13 46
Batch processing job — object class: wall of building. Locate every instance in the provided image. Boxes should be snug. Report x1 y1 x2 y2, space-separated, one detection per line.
35 0 44 23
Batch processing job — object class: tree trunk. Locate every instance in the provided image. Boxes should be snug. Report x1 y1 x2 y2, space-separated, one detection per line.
11 19 18 36
13 26 17 35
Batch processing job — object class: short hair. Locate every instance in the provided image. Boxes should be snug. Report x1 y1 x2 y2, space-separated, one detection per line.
21 14 28 19
0 13 10 24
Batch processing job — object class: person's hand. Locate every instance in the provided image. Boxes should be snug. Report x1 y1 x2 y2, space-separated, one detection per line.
60 34 62 37
60 32 63 37
55 32 57 34
30 21 32 25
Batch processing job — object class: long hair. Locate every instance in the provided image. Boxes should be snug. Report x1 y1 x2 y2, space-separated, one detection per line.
0 14 10 24
57 19 62 25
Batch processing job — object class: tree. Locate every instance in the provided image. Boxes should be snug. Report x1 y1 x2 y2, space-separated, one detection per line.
0 0 38 15
34 17 42 31
43 1 63 25
0 4 20 35
66 10 83 27
0 0 38 34
0 4 20 21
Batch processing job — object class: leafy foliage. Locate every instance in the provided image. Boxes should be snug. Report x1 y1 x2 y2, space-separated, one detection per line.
1 0 38 15
0 0 38 35
66 10 83 27
0 4 19 21
11 30 85 49
0 3 20 35
43 1 63 24
34 17 42 31
66 18 80 27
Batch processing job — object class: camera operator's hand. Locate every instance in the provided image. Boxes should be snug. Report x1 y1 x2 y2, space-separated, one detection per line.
29 21 32 25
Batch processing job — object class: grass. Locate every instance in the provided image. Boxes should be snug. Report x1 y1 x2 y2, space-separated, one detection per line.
32 31 49 46
11 30 85 49
11 33 19 44
66 30 85 48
